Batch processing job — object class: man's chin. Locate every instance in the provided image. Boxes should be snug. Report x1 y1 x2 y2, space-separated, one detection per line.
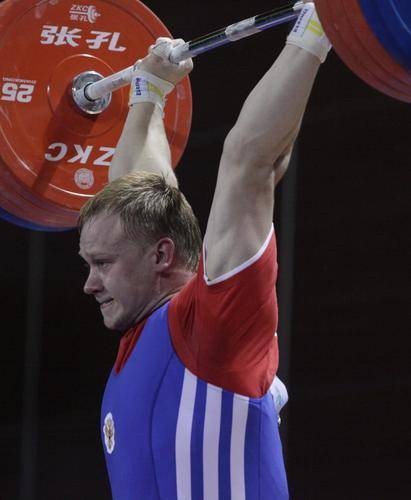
103 315 132 332
103 319 122 331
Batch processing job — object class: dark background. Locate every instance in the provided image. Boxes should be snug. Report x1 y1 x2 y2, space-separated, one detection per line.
1 0 410 498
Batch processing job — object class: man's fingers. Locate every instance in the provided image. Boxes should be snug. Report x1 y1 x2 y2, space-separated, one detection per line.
138 37 193 84
146 37 193 73
149 37 173 61
171 38 185 47
180 58 193 72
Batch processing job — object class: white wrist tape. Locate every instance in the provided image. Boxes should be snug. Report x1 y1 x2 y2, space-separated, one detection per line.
128 69 175 111
286 2 331 63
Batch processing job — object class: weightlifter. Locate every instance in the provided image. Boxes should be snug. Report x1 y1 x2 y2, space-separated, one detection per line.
78 2 331 498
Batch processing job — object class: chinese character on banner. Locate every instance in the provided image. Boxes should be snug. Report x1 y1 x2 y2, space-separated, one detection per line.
40 25 82 47
85 31 126 52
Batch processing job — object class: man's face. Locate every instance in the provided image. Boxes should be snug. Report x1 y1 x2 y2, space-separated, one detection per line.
79 213 157 331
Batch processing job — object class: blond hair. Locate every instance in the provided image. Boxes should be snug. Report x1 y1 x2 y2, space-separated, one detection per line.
78 172 202 271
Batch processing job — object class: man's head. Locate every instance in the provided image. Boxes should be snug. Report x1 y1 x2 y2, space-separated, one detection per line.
78 172 202 330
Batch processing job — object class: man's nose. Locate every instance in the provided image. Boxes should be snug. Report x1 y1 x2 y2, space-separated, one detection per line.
83 268 102 295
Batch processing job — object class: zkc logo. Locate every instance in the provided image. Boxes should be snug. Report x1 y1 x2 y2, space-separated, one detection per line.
69 4 101 23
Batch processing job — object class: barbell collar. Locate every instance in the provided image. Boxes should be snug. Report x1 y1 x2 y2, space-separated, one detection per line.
72 71 112 115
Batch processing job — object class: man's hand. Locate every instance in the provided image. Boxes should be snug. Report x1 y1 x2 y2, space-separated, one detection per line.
136 37 193 85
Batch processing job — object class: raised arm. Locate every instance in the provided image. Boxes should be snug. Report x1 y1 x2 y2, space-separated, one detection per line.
204 2 331 279
109 38 193 187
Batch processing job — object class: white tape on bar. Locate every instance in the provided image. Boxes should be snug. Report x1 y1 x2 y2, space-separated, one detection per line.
225 17 260 41
86 66 133 101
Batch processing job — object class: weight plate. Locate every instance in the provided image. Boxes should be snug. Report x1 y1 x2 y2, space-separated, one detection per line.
315 0 411 102
337 0 411 100
0 150 78 217
343 0 411 88
0 147 79 229
359 0 411 72
0 0 192 212
0 160 78 228
0 205 70 232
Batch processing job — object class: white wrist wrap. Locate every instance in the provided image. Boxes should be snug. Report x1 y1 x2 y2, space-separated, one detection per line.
128 69 175 111
286 2 331 63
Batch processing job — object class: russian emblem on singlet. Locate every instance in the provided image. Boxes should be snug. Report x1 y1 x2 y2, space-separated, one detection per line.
103 412 115 454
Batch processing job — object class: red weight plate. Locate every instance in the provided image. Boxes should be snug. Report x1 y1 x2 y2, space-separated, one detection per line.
338 0 411 100
0 157 79 228
0 169 79 227
0 0 192 212
0 143 79 218
0 160 77 228
315 0 411 102
315 0 410 100
341 0 411 91
0 150 79 228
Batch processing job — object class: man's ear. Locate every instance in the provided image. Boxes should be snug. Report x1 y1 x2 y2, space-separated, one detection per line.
153 237 176 271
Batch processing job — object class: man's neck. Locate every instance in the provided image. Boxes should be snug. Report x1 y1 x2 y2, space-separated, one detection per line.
133 266 195 327
155 266 194 305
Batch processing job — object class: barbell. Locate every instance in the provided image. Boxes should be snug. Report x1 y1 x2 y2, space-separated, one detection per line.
0 0 410 231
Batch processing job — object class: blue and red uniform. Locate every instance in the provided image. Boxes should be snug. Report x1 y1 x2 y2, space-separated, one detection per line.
101 227 289 499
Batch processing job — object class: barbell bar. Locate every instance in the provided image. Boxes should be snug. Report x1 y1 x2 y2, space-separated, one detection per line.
73 1 304 113
0 0 411 231
75 0 411 115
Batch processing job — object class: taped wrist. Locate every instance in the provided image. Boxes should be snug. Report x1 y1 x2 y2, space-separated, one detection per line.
128 69 175 111
286 2 331 63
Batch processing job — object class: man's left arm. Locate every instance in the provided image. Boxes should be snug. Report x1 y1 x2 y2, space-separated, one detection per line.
204 3 330 280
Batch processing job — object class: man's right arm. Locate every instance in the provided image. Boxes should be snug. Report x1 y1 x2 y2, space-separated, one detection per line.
109 39 193 187
109 102 174 184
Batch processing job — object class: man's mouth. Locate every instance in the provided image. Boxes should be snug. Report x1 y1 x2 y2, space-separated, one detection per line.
100 299 114 309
